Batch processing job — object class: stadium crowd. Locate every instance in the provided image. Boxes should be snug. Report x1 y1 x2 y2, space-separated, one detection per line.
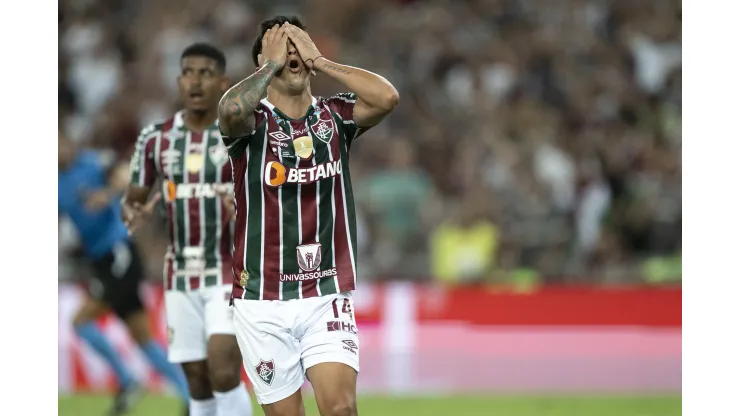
58 0 681 285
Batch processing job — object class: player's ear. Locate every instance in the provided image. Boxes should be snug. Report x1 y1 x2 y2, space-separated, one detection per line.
220 76 231 92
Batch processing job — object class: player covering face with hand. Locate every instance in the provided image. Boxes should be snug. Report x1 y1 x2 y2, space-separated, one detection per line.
218 15 399 416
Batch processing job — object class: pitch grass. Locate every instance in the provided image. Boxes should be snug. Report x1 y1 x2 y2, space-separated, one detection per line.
59 394 681 416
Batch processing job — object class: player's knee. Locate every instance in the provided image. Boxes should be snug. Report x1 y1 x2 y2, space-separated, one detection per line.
323 397 357 416
209 366 241 392
182 362 213 399
185 374 213 400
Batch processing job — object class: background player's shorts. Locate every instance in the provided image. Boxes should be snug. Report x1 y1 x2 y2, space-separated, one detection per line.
233 291 360 405
165 284 235 363
89 241 144 319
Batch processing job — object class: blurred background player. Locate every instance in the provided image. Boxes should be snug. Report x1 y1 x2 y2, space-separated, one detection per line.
218 16 398 416
58 132 190 415
122 43 253 416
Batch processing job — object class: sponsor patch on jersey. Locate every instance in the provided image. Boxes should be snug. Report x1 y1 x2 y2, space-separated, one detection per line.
160 149 182 176
164 181 232 201
296 243 322 272
270 140 289 148
293 135 314 159
342 339 358 355
326 320 358 334
186 153 204 174
269 131 291 142
279 267 337 282
264 160 342 187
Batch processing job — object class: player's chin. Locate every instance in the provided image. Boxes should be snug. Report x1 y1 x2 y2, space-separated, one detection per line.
186 101 210 112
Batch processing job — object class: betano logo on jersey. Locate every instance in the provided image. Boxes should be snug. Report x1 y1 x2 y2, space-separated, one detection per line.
264 160 342 187
165 181 232 201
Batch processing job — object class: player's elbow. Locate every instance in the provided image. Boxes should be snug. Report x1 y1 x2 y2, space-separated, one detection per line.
380 87 400 112
218 102 253 139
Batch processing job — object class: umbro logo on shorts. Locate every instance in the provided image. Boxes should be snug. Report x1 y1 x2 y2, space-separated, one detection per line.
342 339 358 355
255 359 275 385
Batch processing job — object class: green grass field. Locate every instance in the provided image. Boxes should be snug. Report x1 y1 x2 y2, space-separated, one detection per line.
59 394 681 416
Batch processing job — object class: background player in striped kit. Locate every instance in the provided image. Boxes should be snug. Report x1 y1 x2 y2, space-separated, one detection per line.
218 16 399 416
59 132 190 415
122 44 253 416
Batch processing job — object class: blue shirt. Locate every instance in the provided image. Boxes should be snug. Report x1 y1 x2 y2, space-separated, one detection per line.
58 151 129 259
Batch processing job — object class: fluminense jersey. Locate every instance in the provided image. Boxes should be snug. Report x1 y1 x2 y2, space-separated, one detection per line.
223 93 369 301
129 111 234 291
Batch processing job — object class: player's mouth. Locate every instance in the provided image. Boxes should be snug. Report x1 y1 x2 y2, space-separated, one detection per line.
288 58 302 74
189 91 205 101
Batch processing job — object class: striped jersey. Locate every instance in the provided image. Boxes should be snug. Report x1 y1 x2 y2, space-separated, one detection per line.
129 111 234 291
223 93 369 301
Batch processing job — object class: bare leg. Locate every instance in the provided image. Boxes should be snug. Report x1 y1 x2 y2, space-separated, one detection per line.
260 388 307 416
306 362 358 416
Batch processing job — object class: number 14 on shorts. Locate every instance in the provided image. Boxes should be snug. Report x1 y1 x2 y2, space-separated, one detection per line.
327 298 356 335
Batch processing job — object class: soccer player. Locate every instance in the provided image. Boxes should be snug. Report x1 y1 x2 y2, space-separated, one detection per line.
58 133 190 415
218 16 399 415
122 43 253 416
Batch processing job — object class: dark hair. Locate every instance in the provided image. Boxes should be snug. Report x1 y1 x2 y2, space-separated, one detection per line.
251 15 307 67
181 43 227 72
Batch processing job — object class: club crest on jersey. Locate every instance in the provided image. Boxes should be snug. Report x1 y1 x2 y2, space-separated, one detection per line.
297 243 322 272
208 143 229 167
293 135 314 159
255 360 275 385
310 109 335 143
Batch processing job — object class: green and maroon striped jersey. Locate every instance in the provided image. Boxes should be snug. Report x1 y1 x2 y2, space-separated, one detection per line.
129 111 234 292
223 93 369 301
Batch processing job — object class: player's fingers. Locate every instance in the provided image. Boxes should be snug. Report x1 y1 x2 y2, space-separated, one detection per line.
267 24 280 42
262 28 273 46
272 27 286 45
278 31 289 48
144 192 162 211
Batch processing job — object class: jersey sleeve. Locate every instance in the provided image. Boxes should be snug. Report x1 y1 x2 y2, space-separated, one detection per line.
324 93 371 147
220 109 267 158
128 125 158 187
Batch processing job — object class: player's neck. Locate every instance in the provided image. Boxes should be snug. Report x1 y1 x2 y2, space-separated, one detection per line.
266 89 313 120
183 109 217 132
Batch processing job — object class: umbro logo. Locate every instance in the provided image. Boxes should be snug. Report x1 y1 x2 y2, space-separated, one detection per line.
269 131 291 142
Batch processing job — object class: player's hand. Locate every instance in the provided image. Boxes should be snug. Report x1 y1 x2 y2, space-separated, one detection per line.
284 24 322 70
84 189 113 212
216 188 236 222
123 192 161 236
260 24 289 69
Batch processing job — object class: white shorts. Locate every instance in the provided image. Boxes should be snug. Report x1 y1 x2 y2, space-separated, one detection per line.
233 291 360 405
165 284 235 363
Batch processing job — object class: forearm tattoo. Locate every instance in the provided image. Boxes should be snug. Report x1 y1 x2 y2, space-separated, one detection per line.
219 61 280 138
320 62 352 75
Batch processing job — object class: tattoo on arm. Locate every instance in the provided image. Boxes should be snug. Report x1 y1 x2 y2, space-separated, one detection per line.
320 62 352 75
218 61 281 140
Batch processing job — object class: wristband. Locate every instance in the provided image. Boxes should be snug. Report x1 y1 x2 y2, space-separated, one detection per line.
305 55 323 76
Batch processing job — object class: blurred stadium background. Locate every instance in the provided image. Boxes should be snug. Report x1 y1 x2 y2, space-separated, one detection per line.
58 0 681 414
